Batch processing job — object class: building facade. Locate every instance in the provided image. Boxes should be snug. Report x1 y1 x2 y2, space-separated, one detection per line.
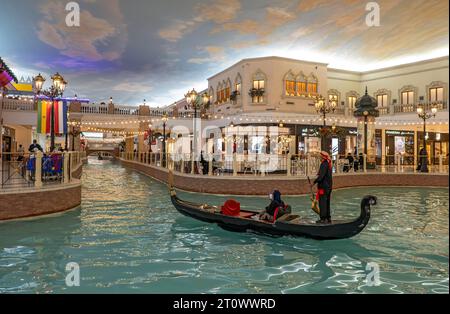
190 56 449 165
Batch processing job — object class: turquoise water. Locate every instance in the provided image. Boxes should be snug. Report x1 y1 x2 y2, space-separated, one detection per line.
0 159 448 294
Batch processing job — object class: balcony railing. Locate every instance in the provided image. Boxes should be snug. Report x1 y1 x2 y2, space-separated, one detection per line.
3 98 447 121
81 104 109 114
0 151 85 190
393 101 447 114
120 151 449 178
1 99 36 111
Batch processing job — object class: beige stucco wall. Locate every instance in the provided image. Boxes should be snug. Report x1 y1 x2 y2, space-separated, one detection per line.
328 56 449 105
12 125 32 151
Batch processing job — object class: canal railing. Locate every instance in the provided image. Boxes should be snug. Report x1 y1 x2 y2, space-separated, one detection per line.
120 152 449 177
0 151 85 190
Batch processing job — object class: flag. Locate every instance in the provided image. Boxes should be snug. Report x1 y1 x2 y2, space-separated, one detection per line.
55 100 68 134
37 100 50 134
37 100 68 134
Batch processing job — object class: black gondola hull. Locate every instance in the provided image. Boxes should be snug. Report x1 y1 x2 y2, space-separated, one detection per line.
170 191 376 240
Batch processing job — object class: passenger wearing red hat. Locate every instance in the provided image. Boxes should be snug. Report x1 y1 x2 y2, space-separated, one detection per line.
314 151 333 224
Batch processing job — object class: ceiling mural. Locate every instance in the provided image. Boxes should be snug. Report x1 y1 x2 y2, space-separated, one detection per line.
0 0 448 106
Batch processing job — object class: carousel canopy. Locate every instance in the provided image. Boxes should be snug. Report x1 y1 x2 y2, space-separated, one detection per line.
354 87 379 118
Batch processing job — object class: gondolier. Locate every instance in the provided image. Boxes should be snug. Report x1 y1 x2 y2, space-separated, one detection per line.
314 151 333 224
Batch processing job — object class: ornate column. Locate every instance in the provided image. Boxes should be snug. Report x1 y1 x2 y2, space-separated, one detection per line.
353 87 380 169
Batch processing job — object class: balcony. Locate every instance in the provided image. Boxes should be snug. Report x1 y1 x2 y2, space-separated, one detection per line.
1 98 36 111
393 101 448 114
81 104 109 114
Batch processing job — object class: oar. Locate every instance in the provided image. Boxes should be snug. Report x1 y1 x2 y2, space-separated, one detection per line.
307 176 320 215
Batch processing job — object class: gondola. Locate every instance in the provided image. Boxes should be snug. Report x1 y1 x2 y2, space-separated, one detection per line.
168 184 377 240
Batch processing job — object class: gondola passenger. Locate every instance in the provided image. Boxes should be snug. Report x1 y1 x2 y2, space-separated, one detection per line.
260 190 284 221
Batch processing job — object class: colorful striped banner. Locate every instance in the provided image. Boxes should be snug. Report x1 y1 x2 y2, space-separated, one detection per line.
55 101 68 134
37 100 68 134
37 100 50 134
54 100 59 134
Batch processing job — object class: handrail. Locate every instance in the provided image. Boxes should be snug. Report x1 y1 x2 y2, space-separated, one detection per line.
118 151 449 177
0 151 85 190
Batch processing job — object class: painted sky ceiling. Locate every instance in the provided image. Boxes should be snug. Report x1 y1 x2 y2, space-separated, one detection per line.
0 0 448 107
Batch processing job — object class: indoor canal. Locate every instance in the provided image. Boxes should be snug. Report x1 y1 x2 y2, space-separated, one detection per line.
0 158 448 294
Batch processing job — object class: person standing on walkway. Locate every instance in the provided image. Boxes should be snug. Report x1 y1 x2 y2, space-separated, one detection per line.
28 140 43 153
17 144 25 161
314 151 333 224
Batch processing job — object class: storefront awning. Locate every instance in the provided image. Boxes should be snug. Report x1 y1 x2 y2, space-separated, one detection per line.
0 57 18 88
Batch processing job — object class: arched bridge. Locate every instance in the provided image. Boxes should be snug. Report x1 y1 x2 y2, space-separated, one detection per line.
85 143 120 157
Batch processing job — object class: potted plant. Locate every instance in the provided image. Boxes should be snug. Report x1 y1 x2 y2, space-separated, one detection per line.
249 88 265 98
230 90 240 102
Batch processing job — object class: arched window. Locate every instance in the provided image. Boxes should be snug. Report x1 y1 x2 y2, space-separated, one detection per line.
307 74 318 94
426 81 447 104
209 86 214 103
296 72 307 96
251 70 266 103
234 73 242 94
374 89 391 108
328 89 340 106
225 78 231 101
399 85 417 105
284 70 296 96
216 82 222 103
346 91 359 110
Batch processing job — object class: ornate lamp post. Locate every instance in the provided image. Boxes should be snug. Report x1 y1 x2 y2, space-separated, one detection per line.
184 89 209 160
314 94 337 152
162 113 168 168
353 87 379 169
33 72 67 152
417 103 438 173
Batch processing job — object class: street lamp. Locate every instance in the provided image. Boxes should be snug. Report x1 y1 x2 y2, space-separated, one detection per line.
417 103 438 173
184 88 209 161
33 72 67 152
162 113 169 168
314 94 337 151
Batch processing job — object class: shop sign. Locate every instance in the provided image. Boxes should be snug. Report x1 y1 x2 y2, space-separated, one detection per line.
386 130 415 136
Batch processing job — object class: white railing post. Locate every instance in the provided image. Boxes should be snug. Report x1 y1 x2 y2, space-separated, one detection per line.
191 154 195 174
233 153 237 177
439 154 443 173
260 158 265 177
208 154 213 176
63 152 69 183
35 152 42 188
286 154 291 177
